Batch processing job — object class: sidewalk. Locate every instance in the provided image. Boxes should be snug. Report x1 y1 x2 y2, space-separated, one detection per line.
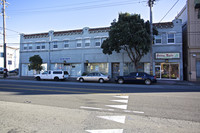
0 75 200 86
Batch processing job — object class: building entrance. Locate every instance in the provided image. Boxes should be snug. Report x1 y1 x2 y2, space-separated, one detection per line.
112 63 120 78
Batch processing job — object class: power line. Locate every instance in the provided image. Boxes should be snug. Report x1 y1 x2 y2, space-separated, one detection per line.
8 0 146 14
0 27 21 34
159 0 179 22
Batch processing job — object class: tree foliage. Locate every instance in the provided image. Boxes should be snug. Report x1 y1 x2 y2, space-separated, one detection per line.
29 55 43 71
101 13 158 71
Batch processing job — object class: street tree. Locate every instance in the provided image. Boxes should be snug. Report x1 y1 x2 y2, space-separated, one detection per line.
29 55 43 72
101 13 157 71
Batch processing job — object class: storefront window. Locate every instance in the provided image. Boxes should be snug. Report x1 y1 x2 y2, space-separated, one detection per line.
123 62 147 75
156 63 180 80
87 63 108 74
123 63 134 75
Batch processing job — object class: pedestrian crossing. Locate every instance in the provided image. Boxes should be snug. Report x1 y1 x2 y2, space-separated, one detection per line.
80 94 144 133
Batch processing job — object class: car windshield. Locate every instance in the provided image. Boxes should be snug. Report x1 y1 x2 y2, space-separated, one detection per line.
42 71 48 74
100 72 106 75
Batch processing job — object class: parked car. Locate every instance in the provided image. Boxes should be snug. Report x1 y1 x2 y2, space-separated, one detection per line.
115 72 157 85
34 70 69 81
77 72 110 83
9 68 19 75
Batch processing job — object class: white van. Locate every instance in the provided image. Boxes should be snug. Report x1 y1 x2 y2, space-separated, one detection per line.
34 70 69 81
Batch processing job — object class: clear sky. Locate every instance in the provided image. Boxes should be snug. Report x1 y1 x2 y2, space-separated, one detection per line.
0 0 186 48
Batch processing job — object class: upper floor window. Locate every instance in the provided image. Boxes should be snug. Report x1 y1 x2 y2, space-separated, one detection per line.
53 41 58 49
85 39 90 47
95 38 101 47
41 43 46 49
95 42 101 47
155 34 162 44
167 33 175 44
76 40 82 48
23 44 28 50
36 43 40 49
29 44 33 50
64 40 69 48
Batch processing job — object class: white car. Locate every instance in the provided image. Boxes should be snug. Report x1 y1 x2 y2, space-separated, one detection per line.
34 70 69 81
77 72 110 83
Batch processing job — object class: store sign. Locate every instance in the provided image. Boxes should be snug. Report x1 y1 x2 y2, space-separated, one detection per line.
155 53 180 59
60 57 71 61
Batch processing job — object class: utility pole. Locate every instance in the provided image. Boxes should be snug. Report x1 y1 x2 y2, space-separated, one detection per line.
1 0 7 68
148 0 155 75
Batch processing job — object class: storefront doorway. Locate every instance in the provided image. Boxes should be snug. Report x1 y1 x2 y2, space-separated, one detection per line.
155 65 161 79
112 63 120 78
155 63 180 80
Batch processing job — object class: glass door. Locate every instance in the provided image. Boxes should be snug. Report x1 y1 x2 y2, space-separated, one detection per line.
155 65 161 79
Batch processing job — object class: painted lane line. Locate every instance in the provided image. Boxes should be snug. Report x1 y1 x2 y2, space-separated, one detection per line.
124 110 144 114
97 116 126 124
113 96 129 99
105 105 127 110
0 84 120 92
110 100 128 104
80 106 115 112
0 87 88 94
86 129 123 133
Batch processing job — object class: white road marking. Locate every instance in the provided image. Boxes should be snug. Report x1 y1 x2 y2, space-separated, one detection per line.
80 106 115 112
86 129 123 133
105 105 127 110
124 110 144 114
110 100 128 103
113 96 129 99
97 116 126 124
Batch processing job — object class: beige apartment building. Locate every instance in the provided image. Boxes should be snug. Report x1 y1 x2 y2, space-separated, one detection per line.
177 0 200 81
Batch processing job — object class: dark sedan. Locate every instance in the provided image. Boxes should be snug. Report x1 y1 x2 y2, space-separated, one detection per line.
115 72 157 85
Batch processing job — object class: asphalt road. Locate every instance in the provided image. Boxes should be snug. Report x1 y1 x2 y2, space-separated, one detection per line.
0 79 200 133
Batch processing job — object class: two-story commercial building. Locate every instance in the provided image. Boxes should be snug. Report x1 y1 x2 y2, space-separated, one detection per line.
20 19 183 80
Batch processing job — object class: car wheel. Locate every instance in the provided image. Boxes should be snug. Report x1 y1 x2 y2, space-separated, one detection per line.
79 78 84 82
99 78 104 83
118 78 124 84
36 77 41 81
145 79 151 85
54 77 59 81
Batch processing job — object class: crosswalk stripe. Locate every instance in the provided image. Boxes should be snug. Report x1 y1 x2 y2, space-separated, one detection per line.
110 100 128 103
97 116 126 124
105 105 127 110
113 96 129 99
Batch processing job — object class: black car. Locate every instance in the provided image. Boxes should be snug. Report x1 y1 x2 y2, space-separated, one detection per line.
9 68 19 75
115 72 157 85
